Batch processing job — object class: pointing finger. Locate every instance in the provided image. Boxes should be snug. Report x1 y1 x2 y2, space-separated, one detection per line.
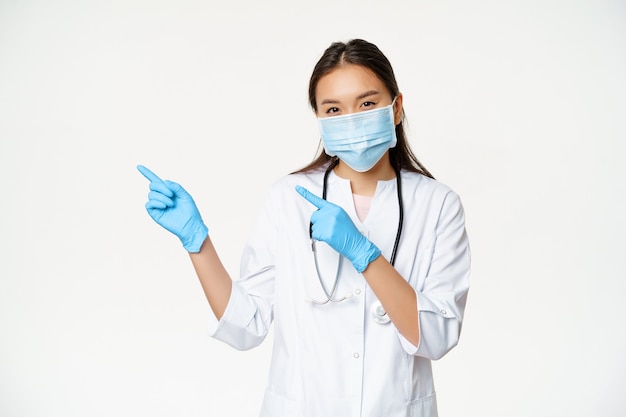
137 165 163 183
296 185 327 209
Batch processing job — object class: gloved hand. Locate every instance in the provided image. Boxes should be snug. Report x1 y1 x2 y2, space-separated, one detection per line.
137 165 208 253
296 185 381 273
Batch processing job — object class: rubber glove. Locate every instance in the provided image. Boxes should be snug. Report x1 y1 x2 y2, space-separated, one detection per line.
296 185 381 273
137 165 208 253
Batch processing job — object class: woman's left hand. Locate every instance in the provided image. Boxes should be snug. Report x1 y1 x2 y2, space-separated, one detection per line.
296 185 381 273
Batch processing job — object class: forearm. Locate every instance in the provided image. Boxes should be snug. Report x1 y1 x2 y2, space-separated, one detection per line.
362 256 419 346
188 236 233 320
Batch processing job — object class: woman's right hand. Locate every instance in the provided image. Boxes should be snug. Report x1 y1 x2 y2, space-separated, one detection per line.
137 165 208 253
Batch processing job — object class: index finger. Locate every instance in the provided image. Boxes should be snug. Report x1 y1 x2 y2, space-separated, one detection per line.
295 185 327 209
137 165 163 183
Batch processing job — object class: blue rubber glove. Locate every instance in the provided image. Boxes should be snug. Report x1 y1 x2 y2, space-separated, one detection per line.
296 185 381 273
137 165 208 253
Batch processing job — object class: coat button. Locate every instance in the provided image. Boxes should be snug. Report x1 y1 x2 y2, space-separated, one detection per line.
353 352 360 359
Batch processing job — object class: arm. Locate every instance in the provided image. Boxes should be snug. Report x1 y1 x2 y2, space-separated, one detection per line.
410 191 470 359
138 165 275 350
365 191 470 358
296 185 470 358
362 257 419 346
137 165 232 319
188 237 233 320
296 184 418 343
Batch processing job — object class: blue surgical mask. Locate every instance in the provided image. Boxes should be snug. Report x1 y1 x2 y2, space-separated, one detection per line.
318 100 397 172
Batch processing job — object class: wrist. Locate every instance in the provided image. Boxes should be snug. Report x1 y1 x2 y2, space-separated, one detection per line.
351 239 381 273
181 222 209 253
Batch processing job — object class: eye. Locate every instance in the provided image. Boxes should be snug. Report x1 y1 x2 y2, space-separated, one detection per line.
325 107 340 114
361 101 376 109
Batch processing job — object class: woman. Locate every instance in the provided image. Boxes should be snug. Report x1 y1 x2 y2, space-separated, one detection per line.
138 39 470 417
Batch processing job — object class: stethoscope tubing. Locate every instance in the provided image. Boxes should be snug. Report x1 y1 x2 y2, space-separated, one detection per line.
307 158 404 307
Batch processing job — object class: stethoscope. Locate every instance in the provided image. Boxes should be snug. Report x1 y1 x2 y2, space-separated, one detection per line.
307 158 404 324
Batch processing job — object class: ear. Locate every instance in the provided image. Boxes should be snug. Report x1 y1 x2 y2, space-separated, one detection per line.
393 93 404 125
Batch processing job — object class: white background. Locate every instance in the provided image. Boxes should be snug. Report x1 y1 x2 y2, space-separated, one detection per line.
1 0 625 416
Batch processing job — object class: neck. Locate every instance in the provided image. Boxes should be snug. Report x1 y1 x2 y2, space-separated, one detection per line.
333 154 396 196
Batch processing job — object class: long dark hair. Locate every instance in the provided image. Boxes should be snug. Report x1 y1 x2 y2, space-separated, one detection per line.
294 39 434 179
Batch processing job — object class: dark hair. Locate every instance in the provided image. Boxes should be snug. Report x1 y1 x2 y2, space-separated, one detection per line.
294 39 434 178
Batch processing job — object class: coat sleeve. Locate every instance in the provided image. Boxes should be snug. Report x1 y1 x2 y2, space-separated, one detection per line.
207 188 278 351
398 190 471 360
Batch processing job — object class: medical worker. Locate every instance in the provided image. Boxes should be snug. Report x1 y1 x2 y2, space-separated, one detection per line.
138 39 470 417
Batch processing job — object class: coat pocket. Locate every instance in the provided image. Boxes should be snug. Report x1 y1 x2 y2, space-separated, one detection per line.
259 389 298 417
409 392 438 417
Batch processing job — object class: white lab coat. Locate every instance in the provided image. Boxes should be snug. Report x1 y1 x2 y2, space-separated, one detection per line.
207 167 470 417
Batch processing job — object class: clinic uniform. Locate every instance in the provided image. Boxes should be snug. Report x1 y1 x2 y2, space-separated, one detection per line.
207 167 471 417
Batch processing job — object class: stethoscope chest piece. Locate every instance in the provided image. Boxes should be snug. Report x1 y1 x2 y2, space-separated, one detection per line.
370 300 391 324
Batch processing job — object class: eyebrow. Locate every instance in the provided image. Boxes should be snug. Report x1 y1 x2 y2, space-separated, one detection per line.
320 90 381 105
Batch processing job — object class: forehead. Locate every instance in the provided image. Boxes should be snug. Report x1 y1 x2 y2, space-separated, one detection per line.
316 64 387 100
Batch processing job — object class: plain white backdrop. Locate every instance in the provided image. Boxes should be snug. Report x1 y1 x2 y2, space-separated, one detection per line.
1 0 625 416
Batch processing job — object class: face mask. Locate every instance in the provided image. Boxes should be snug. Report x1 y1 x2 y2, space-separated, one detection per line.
318 100 397 172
